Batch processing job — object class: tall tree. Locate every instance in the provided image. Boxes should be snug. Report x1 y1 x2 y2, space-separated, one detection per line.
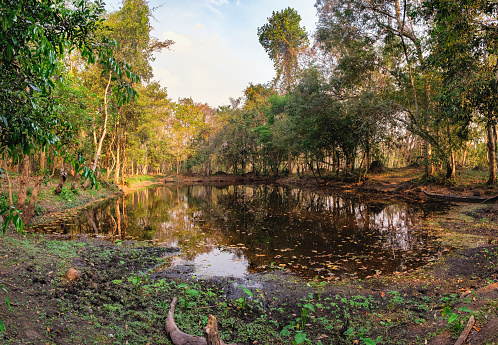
258 7 308 92
423 0 498 183
316 0 436 175
0 0 117 224
168 98 209 175
82 0 173 183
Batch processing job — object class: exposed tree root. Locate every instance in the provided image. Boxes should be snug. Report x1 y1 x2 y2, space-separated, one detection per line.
454 315 474 345
165 297 236 345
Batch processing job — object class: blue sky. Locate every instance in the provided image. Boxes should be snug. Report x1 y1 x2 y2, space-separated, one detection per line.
105 0 318 107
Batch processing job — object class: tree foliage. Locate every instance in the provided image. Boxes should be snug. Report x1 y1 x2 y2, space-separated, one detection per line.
0 0 106 156
258 7 308 92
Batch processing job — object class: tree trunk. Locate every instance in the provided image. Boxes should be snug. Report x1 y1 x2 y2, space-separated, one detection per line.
16 155 43 225
122 139 127 182
205 315 222 345
16 155 30 214
394 0 434 176
142 143 148 175
115 131 121 184
3 160 13 206
287 151 292 175
446 150 456 179
92 71 112 173
54 169 68 195
39 150 46 172
83 71 112 188
365 141 370 175
487 123 496 185
21 176 43 225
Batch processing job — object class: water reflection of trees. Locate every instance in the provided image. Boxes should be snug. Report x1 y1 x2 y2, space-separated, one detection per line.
35 184 442 279
196 185 440 278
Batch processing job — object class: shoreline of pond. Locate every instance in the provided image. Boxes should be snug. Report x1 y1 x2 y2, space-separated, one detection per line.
161 166 498 206
4 169 497 344
24 166 498 243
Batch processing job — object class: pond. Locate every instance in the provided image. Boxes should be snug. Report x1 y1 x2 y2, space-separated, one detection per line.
33 184 449 280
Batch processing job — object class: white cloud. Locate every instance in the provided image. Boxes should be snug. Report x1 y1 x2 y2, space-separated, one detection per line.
152 68 182 89
152 30 270 106
162 31 192 53
207 0 229 5
105 0 318 107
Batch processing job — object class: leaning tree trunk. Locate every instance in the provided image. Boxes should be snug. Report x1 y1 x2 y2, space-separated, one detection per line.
487 123 497 185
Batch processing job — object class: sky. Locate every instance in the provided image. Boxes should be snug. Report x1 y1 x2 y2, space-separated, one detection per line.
104 0 318 107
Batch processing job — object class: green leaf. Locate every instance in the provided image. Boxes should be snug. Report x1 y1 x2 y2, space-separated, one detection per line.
303 303 315 312
294 332 307 344
13 214 23 235
0 206 9 216
280 327 290 336
448 313 458 324
187 289 199 297
2 213 12 235
363 338 377 345
458 307 472 313
5 297 12 312
0 319 5 332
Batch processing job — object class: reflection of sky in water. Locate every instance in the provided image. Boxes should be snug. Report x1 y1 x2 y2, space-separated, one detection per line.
32 184 446 279
171 249 249 278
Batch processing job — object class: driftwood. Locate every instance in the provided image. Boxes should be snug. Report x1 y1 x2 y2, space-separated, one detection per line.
165 297 235 345
454 315 475 345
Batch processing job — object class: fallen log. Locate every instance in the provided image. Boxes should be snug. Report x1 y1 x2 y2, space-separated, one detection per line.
482 194 498 204
165 297 236 345
422 190 491 203
476 281 498 295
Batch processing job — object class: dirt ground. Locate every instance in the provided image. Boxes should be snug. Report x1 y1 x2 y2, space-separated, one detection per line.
0 168 497 344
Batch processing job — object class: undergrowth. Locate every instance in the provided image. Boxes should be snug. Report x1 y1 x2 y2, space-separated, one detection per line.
1 235 497 344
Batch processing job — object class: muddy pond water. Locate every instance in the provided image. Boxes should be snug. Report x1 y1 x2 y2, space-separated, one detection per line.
34 184 450 280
